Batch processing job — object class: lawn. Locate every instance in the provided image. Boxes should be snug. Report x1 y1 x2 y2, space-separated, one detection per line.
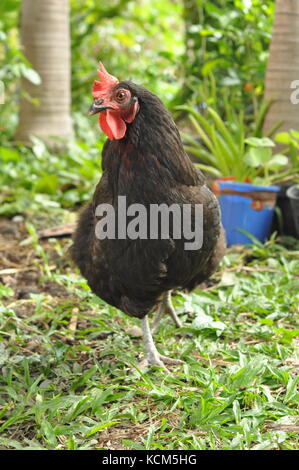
0 215 298 450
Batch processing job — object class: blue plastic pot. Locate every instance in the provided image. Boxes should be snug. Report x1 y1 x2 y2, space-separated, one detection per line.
217 181 280 246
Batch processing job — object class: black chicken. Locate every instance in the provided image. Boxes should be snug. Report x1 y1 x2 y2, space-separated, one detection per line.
72 63 225 370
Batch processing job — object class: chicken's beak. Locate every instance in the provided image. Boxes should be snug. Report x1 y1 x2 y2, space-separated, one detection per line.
88 99 113 115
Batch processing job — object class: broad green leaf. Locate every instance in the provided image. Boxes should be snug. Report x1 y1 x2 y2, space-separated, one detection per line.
35 175 59 195
192 310 226 335
275 132 292 145
220 76 241 86
244 147 272 167
267 154 288 169
20 65 42 85
290 129 299 140
245 137 275 148
0 147 21 162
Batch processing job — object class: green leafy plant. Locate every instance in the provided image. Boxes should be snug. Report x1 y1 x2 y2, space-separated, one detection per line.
0 131 104 216
275 130 299 182
244 137 288 185
173 1 275 118
179 104 288 185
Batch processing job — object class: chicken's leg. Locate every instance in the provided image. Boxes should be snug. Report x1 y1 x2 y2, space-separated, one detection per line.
151 291 182 333
141 316 183 371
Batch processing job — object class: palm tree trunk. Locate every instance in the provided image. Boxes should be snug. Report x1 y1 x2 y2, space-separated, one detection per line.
15 0 73 145
264 0 299 135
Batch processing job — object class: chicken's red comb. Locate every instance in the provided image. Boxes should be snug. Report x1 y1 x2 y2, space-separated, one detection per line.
92 62 119 99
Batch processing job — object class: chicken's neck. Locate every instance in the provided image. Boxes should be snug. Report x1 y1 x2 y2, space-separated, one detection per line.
101 108 202 201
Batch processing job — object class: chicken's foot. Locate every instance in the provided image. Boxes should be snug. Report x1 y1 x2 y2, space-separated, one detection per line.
151 291 182 333
141 316 183 372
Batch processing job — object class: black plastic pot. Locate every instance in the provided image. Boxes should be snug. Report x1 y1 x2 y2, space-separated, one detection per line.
271 183 298 237
286 185 299 238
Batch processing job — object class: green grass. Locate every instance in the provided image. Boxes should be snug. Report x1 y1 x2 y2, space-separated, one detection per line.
0 222 298 450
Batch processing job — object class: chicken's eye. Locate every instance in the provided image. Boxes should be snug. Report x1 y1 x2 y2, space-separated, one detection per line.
115 89 127 102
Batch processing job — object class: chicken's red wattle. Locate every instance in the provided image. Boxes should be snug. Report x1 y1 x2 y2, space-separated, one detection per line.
100 110 126 140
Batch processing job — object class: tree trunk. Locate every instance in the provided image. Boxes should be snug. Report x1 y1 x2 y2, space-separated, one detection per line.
15 0 73 145
264 0 299 135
